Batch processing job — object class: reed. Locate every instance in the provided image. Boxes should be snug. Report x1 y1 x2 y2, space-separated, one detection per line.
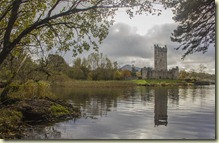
52 80 135 88
8 80 54 99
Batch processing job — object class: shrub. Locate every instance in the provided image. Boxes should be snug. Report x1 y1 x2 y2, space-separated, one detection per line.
49 104 70 117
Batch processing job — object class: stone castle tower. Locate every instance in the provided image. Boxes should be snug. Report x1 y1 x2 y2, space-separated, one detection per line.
154 44 167 71
141 44 179 79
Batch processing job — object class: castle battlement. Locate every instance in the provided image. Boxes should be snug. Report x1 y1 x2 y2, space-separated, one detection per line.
154 44 167 52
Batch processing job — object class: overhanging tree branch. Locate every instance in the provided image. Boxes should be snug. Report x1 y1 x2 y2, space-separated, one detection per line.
170 0 215 59
3 0 22 47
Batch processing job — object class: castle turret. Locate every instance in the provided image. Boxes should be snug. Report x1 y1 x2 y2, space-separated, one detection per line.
154 45 167 71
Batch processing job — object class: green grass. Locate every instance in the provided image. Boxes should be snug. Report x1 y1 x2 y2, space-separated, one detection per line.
49 104 70 117
131 79 187 86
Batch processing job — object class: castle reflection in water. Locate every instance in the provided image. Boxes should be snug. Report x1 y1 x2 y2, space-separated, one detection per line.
154 87 179 127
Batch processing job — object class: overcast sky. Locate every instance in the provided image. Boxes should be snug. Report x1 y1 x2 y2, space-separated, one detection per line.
63 4 215 74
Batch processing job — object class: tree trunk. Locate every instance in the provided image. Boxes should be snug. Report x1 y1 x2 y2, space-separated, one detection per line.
0 49 11 67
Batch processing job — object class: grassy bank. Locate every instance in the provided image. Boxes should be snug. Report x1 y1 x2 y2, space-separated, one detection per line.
52 80 135 88
131 79 193 86
50 79 202 88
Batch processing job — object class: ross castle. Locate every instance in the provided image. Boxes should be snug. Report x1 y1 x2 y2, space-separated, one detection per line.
141 44 179 79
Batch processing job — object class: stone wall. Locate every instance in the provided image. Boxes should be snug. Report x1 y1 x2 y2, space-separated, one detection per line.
141 67 179 79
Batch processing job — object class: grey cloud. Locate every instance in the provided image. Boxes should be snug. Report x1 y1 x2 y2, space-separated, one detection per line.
100 23 153 59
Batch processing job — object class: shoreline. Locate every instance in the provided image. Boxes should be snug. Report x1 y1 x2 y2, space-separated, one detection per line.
131 79 214 86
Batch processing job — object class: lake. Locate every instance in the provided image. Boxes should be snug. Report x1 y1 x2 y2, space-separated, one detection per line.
24 85 215 139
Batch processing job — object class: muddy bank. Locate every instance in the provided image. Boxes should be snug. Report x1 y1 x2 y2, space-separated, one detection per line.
0 97 80 139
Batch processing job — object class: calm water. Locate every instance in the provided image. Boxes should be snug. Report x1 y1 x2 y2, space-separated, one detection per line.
25 85 215 139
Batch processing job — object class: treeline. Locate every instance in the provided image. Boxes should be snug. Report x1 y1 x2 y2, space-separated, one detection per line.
0 52 133 83
68 52 118 80
178 65 215 82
